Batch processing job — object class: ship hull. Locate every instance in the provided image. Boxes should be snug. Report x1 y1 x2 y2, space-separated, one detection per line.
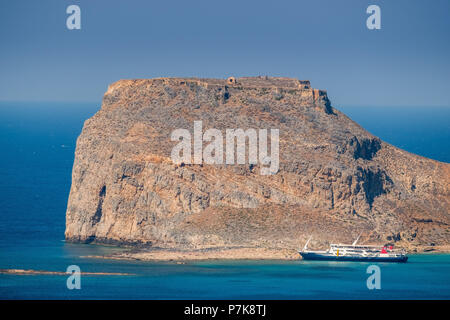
299 252 408 263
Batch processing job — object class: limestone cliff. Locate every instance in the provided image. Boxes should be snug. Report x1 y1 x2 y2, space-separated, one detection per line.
65 77 449 253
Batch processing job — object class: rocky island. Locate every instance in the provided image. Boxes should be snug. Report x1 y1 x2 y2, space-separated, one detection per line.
65 76 449 261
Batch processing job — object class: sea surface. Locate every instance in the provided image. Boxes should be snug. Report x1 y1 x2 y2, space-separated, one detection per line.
0 102 449 299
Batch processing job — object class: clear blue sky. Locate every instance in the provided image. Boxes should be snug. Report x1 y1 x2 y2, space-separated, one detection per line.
0 0 449 106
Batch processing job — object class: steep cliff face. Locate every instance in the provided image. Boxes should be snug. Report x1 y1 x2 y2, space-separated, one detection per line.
65 77 449 252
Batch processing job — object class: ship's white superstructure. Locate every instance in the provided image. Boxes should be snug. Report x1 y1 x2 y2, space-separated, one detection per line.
299 235 408 262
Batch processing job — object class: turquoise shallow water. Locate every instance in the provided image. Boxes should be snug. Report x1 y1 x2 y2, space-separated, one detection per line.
0 102 449 299
1 245 450 299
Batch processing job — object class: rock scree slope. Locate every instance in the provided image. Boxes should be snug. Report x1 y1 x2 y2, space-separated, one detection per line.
65 76 449 254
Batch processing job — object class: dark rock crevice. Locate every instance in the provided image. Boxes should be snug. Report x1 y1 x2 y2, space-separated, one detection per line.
323 97 335 115
356 167 392 209
92 185 106 225
350 137 381 160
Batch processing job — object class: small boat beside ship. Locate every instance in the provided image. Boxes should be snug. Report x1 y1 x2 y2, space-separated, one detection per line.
299 235 408 263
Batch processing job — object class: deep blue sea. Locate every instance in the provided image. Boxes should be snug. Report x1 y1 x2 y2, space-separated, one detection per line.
0 102 449 299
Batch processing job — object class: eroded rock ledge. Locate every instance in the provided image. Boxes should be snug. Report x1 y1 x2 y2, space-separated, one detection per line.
65 76 450 253
0 269 133 276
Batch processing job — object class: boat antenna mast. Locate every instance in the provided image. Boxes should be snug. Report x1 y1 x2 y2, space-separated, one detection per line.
302 236 313 251
352 232 363 246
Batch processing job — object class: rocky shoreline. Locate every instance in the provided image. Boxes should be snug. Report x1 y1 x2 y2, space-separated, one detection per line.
0 269 134 276
83 248 301 261
82 245 450 262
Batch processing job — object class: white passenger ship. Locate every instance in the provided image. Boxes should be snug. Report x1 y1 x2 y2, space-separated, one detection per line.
299 235 408 263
